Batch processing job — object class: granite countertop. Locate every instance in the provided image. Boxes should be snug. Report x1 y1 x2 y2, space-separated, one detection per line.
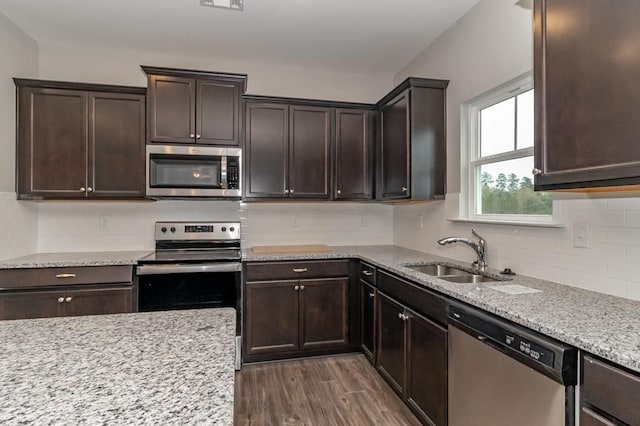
0 251 152 269
244 245 640 374
0 308 236 425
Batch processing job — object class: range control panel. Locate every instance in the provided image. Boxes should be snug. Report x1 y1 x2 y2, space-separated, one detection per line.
155 222 241 241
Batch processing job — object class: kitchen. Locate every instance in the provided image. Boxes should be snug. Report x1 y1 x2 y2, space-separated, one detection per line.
1 0 640 425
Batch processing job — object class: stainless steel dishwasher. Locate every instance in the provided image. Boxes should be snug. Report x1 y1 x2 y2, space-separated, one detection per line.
448 302 578 426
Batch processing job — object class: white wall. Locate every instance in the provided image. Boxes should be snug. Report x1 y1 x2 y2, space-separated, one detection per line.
392 0 640 301
38 43 391 103
0 12 39 260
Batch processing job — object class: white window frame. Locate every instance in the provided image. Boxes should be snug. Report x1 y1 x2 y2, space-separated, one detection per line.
462 72 553 224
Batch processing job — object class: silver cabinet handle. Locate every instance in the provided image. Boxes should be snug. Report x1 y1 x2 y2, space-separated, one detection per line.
65 296 72 303
369 293 375 298
337 189 341 195
398 312 404 320
79 187 86 192
290 189 295 194
362 270 373 276
293 268 308 273
189 133 195 138
532 168 542 175
402 187 408 192
57 297 65 303
87 187 93 193
56 273 76 279
196 134 201 139
300 285 305 291
284 189 290 194
294 285 300 291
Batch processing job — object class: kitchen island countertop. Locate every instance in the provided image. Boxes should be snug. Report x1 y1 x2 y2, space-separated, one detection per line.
244 245 640 374
0 308 235 425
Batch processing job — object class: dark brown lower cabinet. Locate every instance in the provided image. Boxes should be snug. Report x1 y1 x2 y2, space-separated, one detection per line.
377 291 447 426
244 277 349 361
581 354 640 426
0 286 133 320
360 280 376 363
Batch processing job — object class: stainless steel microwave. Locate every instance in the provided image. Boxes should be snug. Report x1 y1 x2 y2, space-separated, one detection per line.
146 145 241 198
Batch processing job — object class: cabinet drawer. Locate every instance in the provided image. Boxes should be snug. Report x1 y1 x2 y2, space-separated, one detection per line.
0 265 133 290
360 262 376 285
580 408 617 426
377 270 446 325
582 354 640 425
245 260 349 281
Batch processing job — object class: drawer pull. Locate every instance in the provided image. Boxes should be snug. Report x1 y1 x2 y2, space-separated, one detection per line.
369 292 375 298
292 268 308 273
57 297 65 303
362 270 374 276
294 285 300 291
300 285 305 291
65 296 73 303
56 273 76 279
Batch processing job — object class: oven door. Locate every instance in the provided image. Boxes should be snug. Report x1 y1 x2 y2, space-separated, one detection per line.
146 145 239 197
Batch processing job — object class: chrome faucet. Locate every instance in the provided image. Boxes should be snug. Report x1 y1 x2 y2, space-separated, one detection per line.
437 229 487 272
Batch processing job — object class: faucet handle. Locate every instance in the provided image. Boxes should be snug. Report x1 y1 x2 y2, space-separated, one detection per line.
471 228 485 243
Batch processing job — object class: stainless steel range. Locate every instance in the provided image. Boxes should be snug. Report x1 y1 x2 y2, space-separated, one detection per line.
137 221 242 367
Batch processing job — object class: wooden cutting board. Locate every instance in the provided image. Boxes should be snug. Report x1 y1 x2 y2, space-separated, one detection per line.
251 244 333 254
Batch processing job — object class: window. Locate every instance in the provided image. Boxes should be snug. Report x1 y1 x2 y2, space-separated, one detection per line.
465 73 552 222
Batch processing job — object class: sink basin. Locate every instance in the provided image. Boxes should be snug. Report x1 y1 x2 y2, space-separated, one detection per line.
440 274 498 284
405 263 470 276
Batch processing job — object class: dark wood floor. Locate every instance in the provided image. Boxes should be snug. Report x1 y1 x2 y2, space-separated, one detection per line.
234 354 421 425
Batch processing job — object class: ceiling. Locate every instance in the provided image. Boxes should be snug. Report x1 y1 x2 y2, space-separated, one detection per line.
0 0 479 76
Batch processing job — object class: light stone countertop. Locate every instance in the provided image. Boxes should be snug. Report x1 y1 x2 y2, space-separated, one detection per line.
0 308 236 425
0 251 152 269
244 245 640 374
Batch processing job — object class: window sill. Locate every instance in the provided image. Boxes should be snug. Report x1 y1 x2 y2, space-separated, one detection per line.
448 217 564 228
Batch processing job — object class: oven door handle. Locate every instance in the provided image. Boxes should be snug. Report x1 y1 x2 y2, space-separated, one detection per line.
136 262 241 275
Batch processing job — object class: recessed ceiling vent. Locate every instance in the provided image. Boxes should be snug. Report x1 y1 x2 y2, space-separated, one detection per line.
200 0 244 11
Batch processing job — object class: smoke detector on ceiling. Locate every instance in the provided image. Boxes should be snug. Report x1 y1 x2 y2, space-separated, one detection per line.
200 0 243 11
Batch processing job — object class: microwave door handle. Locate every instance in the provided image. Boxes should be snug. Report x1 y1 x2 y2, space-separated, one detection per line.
221 155 228 189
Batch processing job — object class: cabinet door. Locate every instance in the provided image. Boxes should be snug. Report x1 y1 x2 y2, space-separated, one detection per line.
377 292 406 395
88 92 145 198
289 105 331 199
64 286 133 317
380 91 410 200
147 75 195 144
360 280 376 363
197 80 240 146
0 289 66 320
245 281 299 355
244 103 289 198
335 109 372 200
17 87 88 198
534 0 640 190
406 309 447 426
580 408 616 426
300 278 348 350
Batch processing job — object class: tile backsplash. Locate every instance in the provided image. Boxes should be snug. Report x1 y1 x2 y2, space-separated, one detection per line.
393 193 640 301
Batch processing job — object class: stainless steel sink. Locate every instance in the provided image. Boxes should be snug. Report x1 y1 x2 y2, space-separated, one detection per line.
405 263 470 276
440 274 498 284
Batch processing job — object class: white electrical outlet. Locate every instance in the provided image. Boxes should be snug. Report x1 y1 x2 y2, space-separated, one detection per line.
418 214 424 229
290 215 299 228
360 214 367 227
573 222 590 248
99 216 109 229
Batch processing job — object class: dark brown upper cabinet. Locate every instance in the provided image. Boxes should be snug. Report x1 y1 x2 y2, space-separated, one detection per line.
15 79 146 200
244 97 332 199
534 0 640 191
335 108 374 200
377 77 448 201
142 66 246 146
243 95 375 201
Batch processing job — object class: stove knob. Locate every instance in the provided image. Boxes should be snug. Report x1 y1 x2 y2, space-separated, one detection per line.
229 227 235 232
170 227 176 233
161 227 167 233
221 227 227 232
